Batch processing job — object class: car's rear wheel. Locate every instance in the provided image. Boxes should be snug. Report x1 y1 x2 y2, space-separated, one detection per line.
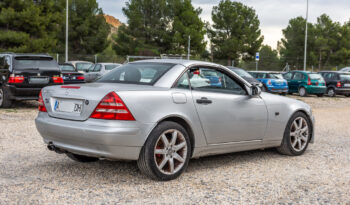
327 87 336 97
66 153 99 163
277 112 311 156
345 94 350 97
137 121 191 181
298 87 307 97
0 86 12 108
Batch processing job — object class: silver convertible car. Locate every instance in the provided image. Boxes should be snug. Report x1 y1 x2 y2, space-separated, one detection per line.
35 59 315 181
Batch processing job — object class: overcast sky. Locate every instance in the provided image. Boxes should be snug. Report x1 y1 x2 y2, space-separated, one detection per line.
97 0 350 49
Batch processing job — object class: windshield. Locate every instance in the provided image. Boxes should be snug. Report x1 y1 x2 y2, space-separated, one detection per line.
105 64 120 71
76 63 93 71
308 73 322 79
269 73 284 79
340 74 350 81
232 69 254 78
13 57 58 70
59 64 75 72
97 63 174 85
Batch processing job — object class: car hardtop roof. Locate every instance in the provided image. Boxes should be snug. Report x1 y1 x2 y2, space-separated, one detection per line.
289 70 320 74
67 61 93 64
97 62 122 65
130 59 226 68
318 70 349 73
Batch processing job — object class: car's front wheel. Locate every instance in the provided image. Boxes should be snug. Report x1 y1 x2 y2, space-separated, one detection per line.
277 112 311 156
137 121 191 181
0 86 12 108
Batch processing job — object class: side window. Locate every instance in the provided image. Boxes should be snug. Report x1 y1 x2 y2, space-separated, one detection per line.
0 56 10 70
283 72 293 80
188 67 246 95
93 64 102 72
175 72 190 90
293 73 304 80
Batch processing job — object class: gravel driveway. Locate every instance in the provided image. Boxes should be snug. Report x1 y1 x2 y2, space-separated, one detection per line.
0 96 349 204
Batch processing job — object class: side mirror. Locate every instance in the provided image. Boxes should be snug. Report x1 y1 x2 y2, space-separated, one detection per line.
250 85 261 96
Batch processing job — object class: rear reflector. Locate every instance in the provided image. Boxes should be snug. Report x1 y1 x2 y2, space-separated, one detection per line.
38 90 47 112
90 92 135 121
52 76 64 83
8 75 24 83
76 76 85 80
61 86 80 89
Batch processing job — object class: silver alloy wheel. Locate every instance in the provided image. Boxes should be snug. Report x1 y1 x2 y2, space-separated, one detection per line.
299 87 306 96
328 88 335 97
0 88 3 106
290 117 309 152
154 129 187 175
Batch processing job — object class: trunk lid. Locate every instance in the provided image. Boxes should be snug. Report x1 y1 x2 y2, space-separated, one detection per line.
42 83 165 121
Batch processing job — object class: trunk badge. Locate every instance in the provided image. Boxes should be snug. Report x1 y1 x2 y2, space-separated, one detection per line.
85 100 89 105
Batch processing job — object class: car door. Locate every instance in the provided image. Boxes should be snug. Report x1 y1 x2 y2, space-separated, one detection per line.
292 72 305 90
283 72 295 91
188 66 268 144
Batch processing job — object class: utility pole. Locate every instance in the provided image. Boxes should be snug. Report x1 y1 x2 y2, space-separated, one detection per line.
187 35 191 60
65 0 69 62
303 0 309 71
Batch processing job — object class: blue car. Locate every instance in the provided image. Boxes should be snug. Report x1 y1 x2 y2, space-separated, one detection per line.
249 71 288 94
201 69 222 87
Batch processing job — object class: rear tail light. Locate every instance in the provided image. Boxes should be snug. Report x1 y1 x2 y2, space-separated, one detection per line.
38 90 47 112
8 74 24 83
336 81 342 88
90 92 135 121
267 80 272 85
52 76 64 83
307 78 311 85
76 76 85 80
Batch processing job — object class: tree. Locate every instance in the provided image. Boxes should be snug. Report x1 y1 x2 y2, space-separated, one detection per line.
0 0 63 53
113 0 206 56
279 17 316 69
56 0 110 56
208 0 263 65
258 45 281 70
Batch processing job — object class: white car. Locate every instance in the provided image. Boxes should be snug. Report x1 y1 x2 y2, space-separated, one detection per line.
340 67 350 72
66 61 94 73
85 63 122 82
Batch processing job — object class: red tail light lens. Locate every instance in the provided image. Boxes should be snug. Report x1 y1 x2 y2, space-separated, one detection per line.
52 76 64 83
90 92 135 121
267 80 272 85
8 75 24 83
336 81 341 88
76 76 85 80
38 90 47 112
307 78 311 85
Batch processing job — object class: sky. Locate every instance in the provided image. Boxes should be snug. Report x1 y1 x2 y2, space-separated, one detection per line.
97 0 350 49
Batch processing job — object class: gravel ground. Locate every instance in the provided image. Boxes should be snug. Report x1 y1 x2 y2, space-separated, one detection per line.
0 96 350 204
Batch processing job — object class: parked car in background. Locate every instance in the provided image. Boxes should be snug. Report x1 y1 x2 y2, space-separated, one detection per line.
340 67 350 72
58 63 85 84
283 71 326 97
248 71 288 95
227 66 263 88
36 59 315 181
318 71 350 97
200 68 222 87
67 61 93 73
84 63 121 83
0 53 63 108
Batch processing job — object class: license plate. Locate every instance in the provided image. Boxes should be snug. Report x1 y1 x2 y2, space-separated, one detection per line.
344 84 350 87
29 77 49 84
53 99 83 114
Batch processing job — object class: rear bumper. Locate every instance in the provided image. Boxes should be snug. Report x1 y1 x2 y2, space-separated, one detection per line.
305 86 326 94
335 87 350 95
267 85 288 93
6 84 49 100
35 112 156 160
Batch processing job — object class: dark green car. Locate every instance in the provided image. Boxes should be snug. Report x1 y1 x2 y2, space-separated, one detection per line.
283 71 327 97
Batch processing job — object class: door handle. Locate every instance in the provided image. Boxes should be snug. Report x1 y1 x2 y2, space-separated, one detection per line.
196 97 212 104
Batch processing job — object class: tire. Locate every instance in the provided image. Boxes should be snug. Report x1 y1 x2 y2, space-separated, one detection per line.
298 87 307 97
316 94 324 97
327 87 336 97
66 153 99 163
277 112 311 156
345 94 350 97
137 121 191 181
0 86 12 108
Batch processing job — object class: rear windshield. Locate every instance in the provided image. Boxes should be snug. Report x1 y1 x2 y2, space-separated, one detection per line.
76 63 93 72
340 74 350 81
308 73 322 79
59 64 75 71
97 63 175 85
105 64 120 71
269 73 283 79
13 57 58 70
232 69 253 78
